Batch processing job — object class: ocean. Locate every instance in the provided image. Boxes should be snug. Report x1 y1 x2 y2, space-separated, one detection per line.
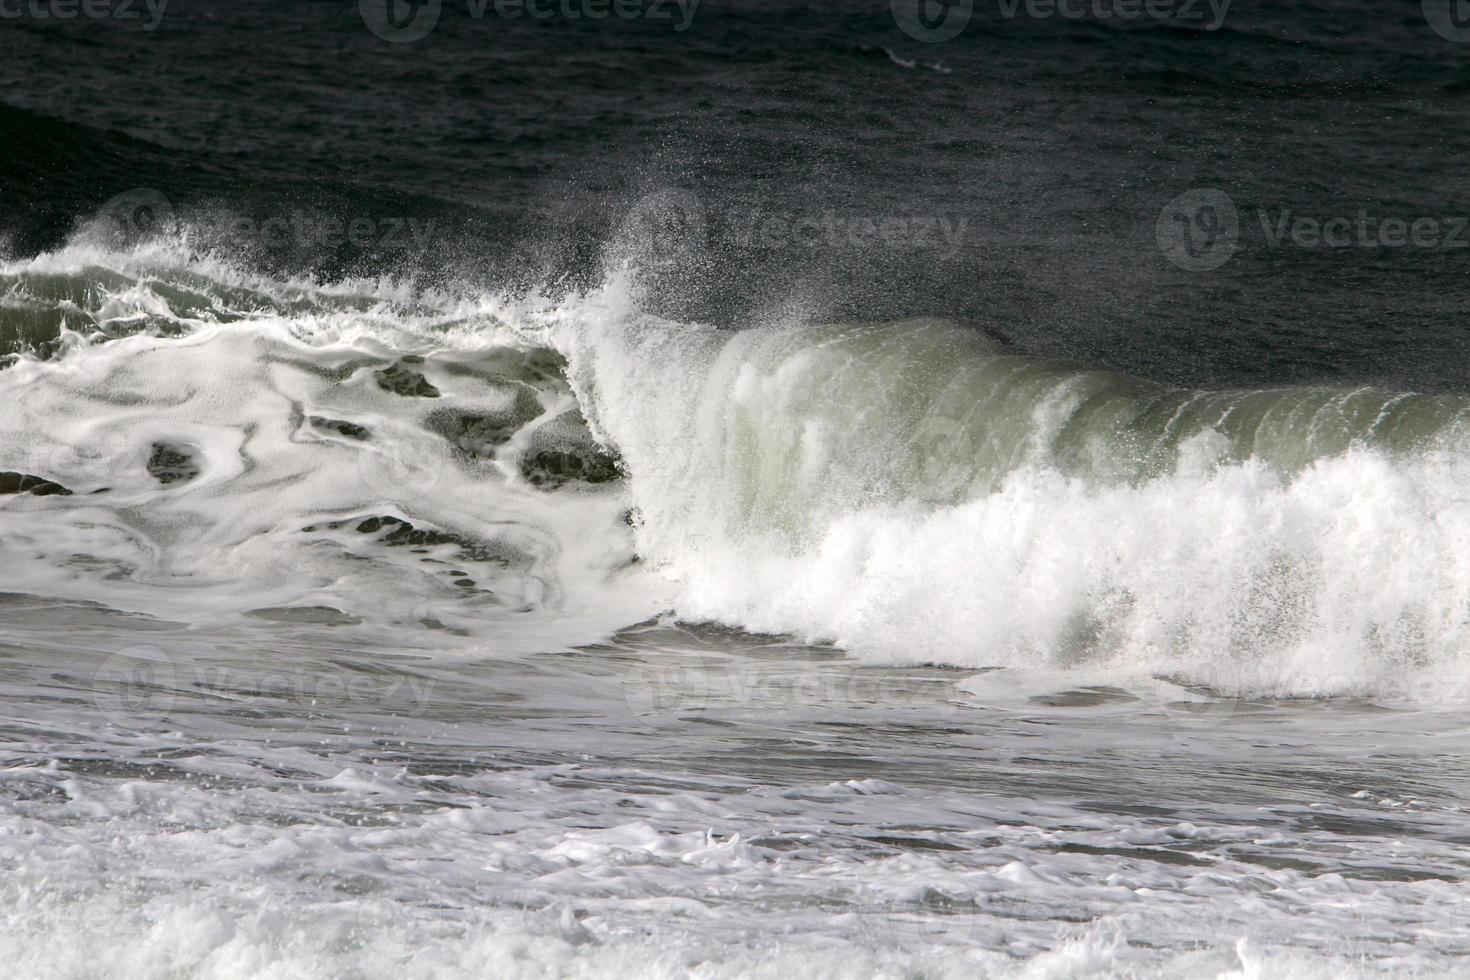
2 1 1470 976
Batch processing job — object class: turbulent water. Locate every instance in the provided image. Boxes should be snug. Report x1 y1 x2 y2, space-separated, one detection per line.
3 236 1470 977
5 1 1470 977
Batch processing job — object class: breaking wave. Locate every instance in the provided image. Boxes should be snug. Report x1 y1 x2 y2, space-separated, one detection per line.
5 232 1470 696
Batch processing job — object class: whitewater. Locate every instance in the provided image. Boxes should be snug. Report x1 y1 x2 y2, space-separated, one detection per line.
2 234 1470 978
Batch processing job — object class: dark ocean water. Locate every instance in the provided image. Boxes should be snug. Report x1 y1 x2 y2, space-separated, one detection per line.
5 0 1470 386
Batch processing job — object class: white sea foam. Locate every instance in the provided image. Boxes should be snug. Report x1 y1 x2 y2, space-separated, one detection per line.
4 240 1470 977
7 241 1470 696
554 307 1470 698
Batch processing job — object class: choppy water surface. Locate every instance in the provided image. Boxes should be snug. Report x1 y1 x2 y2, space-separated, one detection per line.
0 249 1467 977
5 594 1470 979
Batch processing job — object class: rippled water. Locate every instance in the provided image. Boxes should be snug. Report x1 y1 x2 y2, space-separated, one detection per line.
5 593 1470 978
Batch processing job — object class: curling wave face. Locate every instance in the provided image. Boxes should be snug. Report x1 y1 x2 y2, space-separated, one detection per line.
5 237 1470 696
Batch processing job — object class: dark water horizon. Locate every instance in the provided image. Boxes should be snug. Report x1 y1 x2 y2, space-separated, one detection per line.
5 0 1470 388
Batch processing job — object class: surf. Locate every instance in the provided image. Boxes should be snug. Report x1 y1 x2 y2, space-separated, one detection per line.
4 235 1470 700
